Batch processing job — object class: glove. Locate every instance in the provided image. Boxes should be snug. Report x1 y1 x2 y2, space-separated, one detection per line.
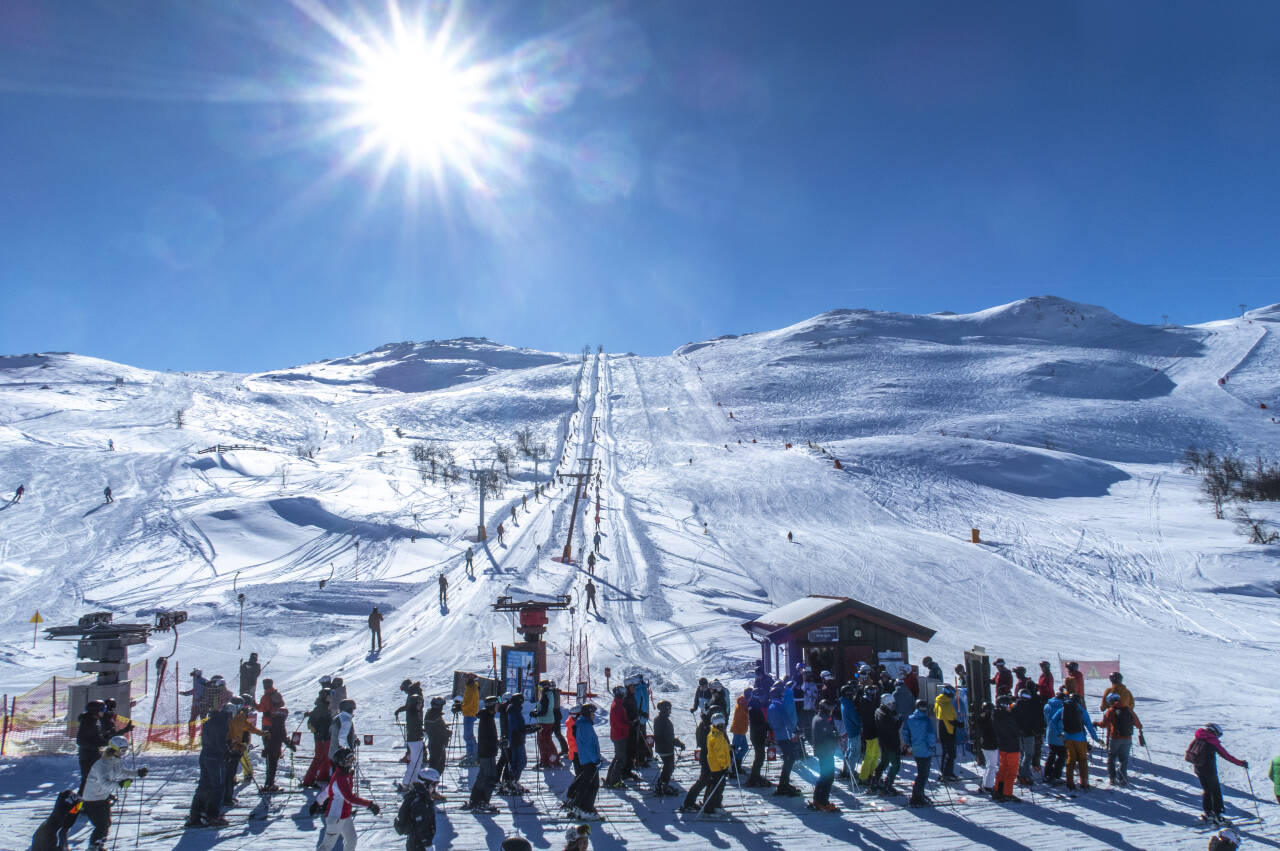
308 802 323 817
120 779 132 789
1243 761 1249 769
137 766 149 778
1138 732 1146 747
287 742 297 752
368 802 381 815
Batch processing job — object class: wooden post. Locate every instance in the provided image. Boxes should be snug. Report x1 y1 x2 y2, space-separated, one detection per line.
971 528 980 543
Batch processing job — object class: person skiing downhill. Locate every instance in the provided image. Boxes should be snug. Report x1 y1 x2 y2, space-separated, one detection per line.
465 546 475 579
368 607 383 652
10 484 23 503
312 748 379 850
103 485 113 503
438 573 448 608
1186 723 1247 825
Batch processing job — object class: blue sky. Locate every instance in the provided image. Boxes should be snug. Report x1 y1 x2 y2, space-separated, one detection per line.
2 0 1279 371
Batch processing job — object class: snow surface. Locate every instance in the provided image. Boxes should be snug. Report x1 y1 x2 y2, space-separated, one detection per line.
0 299 1278 849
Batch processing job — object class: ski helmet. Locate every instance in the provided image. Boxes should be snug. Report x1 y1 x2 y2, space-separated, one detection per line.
1019 690 1033 700
709 712 726 727
879 694 894 708
1206 723 1223 737
339 699 356 713
209 675 225 686
656 700 672 712
85 700 104 713
1039 660 1051 669
568 705 582 716
993 659 1006 668
400 679 414 692
941 684 955 695
840 684 856 698
332 677 344 687
1013 666 1026 675
613 686 625 698
483 694 500 706
820 670 832 680
107 736 129 754
319 675 332 685
418 767 440 784
580 703 598 715
332 748 355 769
1066 661 1079 671
191 669 203 677
104 698 117 710
1109 672 1123 683
915 699 929 711
1105 693 1121 704
430 697 446 708
249 652 258 661
1217 827 1240 846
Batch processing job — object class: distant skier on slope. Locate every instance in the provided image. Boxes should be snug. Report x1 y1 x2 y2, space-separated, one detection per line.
584 579 599 616
465 546 475 579
438 573 448 608
368 606 383 652
103 485 113 503
586 552 596 574
10 484 23 503
239 653 262 699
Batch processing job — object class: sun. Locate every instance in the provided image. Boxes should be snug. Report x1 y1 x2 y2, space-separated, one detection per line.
295 1 528 198
352 37 478 173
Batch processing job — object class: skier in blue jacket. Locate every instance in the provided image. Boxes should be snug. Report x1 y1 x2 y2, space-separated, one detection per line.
1042 688 1067 784
767 683 801 796
903 700 938 807
570 704 602 817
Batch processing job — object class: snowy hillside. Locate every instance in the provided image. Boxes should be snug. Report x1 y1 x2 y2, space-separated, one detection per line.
1 299 1278 849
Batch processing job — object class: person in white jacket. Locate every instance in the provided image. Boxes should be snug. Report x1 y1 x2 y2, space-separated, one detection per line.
80 736 147 850
329 699 358 760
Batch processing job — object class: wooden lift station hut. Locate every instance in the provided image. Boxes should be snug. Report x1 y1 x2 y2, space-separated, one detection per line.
743 594 936 683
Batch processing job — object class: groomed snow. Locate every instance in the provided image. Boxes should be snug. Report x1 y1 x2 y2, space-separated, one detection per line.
0 299 1277 849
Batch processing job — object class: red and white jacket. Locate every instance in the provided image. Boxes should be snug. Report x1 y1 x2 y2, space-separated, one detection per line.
319 767 372 820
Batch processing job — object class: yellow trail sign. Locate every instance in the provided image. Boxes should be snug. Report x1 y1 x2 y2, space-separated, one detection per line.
29 611 43 624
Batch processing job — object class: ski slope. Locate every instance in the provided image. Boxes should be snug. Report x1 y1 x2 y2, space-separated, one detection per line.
0 297 1277 849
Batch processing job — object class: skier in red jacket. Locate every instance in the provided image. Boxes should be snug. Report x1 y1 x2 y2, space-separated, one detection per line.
313 748 379 849
990 659 1013 696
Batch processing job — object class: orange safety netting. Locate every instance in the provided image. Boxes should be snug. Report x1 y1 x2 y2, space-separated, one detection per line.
1 660 202 755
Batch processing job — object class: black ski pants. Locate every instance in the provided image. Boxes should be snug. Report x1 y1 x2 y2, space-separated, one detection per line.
777 738 797 789
82 799 112 843
78 747 99 796
469 756 497 807
1196 765 1224 817
683 769 727 811
813 753 835 806
1044 744 1066 781
605 737 629 786
748 729 767 782
912 756 931 803
657 753 675 791
573 763 600 812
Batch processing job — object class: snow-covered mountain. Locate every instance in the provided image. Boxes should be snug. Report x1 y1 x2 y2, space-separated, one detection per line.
1 299 1277 848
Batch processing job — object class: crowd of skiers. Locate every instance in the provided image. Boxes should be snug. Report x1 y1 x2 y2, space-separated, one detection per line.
38 649 1280 850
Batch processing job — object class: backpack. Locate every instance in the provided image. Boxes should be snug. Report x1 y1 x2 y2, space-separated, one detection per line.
1061 701 1083 735
1184 737 1211 767
1110 707 1135 738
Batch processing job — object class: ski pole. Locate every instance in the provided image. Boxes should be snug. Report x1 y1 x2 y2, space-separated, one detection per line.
1244 766 1263 823
110 784 129 851
134 773 145 847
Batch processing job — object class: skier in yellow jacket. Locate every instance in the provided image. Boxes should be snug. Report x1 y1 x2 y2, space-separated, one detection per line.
934 685 961 780
679 712 731 814
461 674 480 765
1099 672 1134 712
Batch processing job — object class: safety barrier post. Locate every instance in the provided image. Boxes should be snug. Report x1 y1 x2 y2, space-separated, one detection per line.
1 693 7 755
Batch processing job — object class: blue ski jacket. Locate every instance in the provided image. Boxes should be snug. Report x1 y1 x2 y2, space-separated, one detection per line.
903 708 937 757
575 716 601 764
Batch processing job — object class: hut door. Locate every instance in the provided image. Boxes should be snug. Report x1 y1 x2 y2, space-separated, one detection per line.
842 645 875 678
